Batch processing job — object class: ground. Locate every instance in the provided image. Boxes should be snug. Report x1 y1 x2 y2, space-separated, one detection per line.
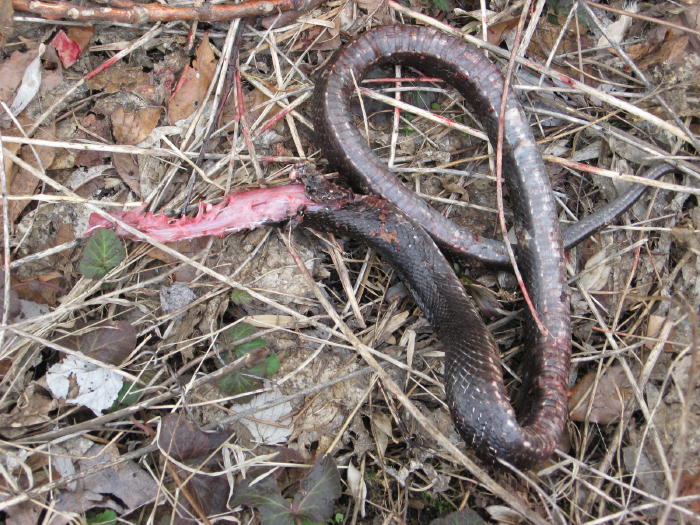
0 0 699 524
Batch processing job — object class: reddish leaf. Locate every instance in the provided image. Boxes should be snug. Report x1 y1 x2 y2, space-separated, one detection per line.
51 30 82 68
61 321 137 365
168 36 216 124
158 414 229 461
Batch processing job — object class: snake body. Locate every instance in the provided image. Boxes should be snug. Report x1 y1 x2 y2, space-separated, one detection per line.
306 25 674 468
309 25 571 468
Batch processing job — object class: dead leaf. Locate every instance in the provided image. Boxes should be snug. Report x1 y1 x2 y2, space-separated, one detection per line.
74 112 112 167
53 441 157 519
2 123 56 225
526 14 596 81
679 470 700 514
0 0 13 49
486 18 518 46
0 49 37 106
0 270 21 322
168 36 216 124
569 366 634 424
158 413 227 461
12 274 63 306
236 390 294 445
60 320 137 365
46 355 124 415
1 498 43 525
67 25 93 54
111 106 161 145
86 61 150 94
0 383 57 436
8 45 44 117
112 152 141 196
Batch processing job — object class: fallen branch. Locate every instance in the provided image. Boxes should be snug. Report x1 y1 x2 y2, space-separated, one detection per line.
11 0 320 23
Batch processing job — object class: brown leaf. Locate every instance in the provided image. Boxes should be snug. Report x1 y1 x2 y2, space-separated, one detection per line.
61 321 137 365
112 152 142 197
12 273 63 306
147 236 211 281
158 414 226 461
168 36 216 124
569 366 634 424
679 470 700 514
74 113 112 167
2 499 43 525
526 14 596 81
67 25 93 53
86 61 150 94
111 106 161 145
0 0 13 50
53 441 157 517
486 18 518 46
635 34 689 70
0 383 57 435
0 270 20 322
3 124 56 225
0 49 36 105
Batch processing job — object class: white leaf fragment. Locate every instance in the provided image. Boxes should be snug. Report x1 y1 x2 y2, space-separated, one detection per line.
236 390 293 445
9 44 45 117
46 355 123 415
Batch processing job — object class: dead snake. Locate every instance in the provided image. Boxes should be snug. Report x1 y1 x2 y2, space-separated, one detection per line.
304 25 673 468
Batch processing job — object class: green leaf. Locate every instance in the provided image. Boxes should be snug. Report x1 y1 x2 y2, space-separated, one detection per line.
222 323 257 344
216 371 255 395
299 519 322 525
231 289 254 305
233 478 295 525
431 102 442 111
111 381 141 410
430 0 450 12
87 509 117 525
234 337 268 357
264 354 280 375
79 229 125 279
294 456 342 522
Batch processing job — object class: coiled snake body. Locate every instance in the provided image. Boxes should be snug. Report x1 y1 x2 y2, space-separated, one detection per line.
305 25 673 468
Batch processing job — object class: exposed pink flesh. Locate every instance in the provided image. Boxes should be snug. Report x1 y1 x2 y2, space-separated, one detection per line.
85 184 326 243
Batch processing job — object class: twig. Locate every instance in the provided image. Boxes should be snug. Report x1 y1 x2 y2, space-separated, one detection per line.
11 0 312 23
0 130 10 350
586 0 700 39
580 1 700 151
386 0 696 147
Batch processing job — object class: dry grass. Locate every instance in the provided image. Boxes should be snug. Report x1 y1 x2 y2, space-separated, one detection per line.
1 1 699 524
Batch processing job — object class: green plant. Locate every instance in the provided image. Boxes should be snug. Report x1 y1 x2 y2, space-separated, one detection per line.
79 229 125 279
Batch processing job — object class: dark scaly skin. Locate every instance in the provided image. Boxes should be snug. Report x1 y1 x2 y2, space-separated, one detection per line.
561 163 676 249
312 25 571 468
304 194 566 468
310 25 675 468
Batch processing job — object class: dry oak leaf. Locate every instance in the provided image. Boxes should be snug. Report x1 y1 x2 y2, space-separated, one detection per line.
111 106 162 145
86 61 150 94
1 124 56 225
168 36 216 124
569 365 634 424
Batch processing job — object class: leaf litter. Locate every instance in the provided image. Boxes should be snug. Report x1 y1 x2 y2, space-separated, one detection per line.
0 1 699 524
